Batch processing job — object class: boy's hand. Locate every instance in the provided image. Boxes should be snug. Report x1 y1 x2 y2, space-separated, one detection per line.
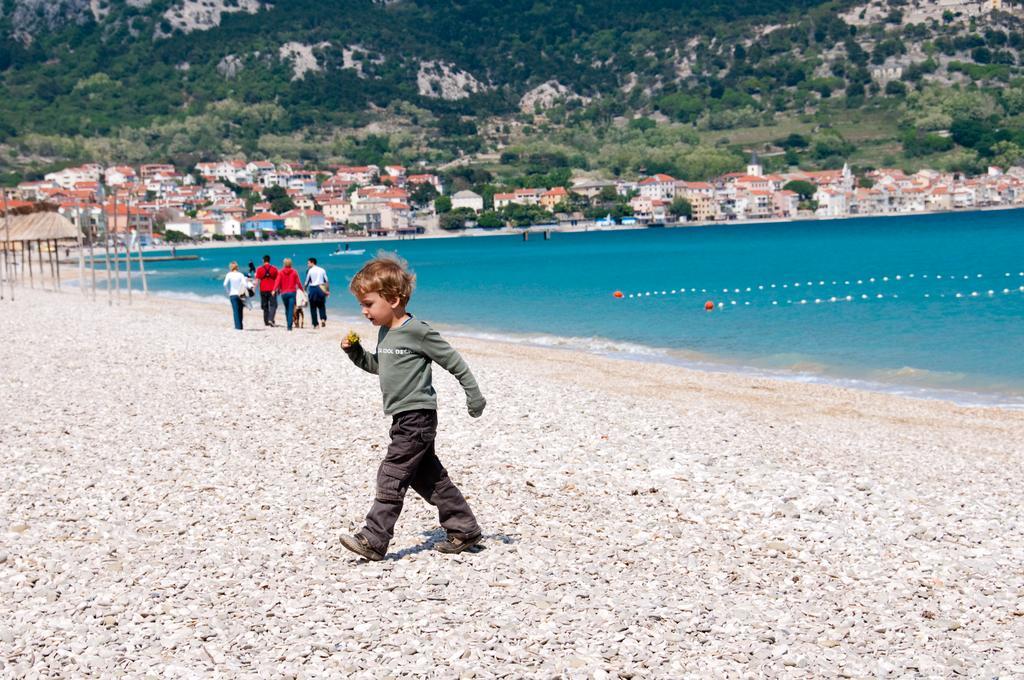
341 330 360 350
468 396 486 418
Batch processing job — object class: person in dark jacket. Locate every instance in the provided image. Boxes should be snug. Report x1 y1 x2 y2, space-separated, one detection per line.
255 254 279 326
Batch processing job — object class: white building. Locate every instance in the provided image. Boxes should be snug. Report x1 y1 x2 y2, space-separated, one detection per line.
282 209 327 233
637 174 677 200
165 219 204 239
45 164 102 190
104 166 138 187
334 165 379 186
407 174 444 194
219 216 242 237
451 190 484 212
380 203 412 231
322 199 352 226
814 188 850 217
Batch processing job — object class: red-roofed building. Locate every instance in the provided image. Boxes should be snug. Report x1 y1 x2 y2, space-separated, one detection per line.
246 160 275 176
540 186 569 211
407 173 444 194
333 165 379 186
105 166 137 186
321 199 352 226
851 188 889 215
1 199 36 215
45 164 102 189
104 201 155 236
677 181 717 221
813 188 851 217
353 187 410 207
140 164 176 180
773 190 800 218
380 202 412 231
638 174 677 200
321 175 355 197
731 175 773 192
494 188 544 209
281 209 327 233
15 181 56 201
739 189 774 219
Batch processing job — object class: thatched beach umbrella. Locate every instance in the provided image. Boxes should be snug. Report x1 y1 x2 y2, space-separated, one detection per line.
0 194 37 300
6 211 79 292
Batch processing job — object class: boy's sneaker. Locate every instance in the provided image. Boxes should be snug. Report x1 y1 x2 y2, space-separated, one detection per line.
340 534 385 561
434 531 482 554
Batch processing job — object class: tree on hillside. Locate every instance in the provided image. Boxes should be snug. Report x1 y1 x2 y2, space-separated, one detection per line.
434 195 452 213
263 186 287 201
410 182 438 206
783 180 817 200
476 211 504 228
669 197 693 219
991 141 1024 169
271 196 295 214
439 207 476 230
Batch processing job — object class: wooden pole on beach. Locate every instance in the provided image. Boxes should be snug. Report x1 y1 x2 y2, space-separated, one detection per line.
37 240 44 290
0 193 5 300
1 189 13 302
135 232 148 296
0 226 5 301
113 192 121 304
116 240 123 303
48 239 57 290
99 186 113 306
88 212 97 302
27 241 34 289
125 231 133 305
76 208 85 297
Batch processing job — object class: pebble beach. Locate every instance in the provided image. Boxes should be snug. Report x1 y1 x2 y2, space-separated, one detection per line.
1 287 1023 678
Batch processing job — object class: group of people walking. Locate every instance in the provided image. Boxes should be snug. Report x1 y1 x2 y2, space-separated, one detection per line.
222 255 330 331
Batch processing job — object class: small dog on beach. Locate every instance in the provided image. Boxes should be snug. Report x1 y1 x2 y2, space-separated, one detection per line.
293 304 305 329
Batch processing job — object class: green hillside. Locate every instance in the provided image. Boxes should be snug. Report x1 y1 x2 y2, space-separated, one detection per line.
3 0 1024 182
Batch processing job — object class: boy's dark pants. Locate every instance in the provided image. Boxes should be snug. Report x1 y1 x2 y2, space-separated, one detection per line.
359 409 480 554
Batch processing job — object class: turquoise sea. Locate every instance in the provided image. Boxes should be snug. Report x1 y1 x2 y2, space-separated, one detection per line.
140 209 1024 406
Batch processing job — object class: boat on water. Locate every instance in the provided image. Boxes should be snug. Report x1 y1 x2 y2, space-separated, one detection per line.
329 248 366 256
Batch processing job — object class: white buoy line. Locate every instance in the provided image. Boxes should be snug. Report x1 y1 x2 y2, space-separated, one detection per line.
680 286 1024 311
623 271 1024 302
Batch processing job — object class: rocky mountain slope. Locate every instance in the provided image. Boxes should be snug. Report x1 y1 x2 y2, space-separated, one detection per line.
3 1 1024 177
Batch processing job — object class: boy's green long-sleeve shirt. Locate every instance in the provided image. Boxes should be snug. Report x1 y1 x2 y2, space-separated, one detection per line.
343 317 486 416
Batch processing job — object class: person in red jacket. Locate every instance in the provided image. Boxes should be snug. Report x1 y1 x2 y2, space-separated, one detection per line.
256 254 279 327
274 257 304 331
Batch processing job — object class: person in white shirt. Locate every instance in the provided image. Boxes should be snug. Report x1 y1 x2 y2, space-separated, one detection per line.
223 261 248 330
304 257 330 328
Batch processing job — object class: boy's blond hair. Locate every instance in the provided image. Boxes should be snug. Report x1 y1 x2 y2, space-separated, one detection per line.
350 252 416 305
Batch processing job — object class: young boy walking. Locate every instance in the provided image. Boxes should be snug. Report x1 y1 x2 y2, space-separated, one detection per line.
340 254 485 561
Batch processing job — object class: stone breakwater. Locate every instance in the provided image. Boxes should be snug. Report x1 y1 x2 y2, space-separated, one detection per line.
1 289 1023 678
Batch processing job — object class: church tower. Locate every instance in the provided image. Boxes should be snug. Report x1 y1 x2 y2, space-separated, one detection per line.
747 150 763 177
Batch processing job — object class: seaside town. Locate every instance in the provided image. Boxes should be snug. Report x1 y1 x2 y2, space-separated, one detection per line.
6 154 1024 244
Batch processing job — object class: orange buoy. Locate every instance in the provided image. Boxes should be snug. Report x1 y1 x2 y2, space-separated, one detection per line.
704 300 715 311
613 290 624 298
